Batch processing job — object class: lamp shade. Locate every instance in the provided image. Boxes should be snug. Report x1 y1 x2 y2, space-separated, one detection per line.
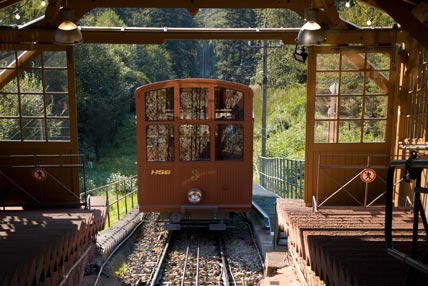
296 8 325 46
54 21 83 45
53 9 83 45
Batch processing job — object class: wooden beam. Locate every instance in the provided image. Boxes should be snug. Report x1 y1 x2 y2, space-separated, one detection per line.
373 0 428 49
0 26 407 46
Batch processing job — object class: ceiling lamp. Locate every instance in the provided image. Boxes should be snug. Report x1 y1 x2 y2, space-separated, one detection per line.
53 8 83 45
296 8 325 46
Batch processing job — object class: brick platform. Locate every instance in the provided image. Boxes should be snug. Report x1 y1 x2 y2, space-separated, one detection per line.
0 198 106 286
276 198 428 286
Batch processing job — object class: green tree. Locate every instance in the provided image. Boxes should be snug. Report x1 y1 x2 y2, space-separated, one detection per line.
75 43 130 159
212 9 258 84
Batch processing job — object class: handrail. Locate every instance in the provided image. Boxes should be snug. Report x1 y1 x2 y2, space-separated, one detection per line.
258 156 304 199
385 153 428 282
83 175 138 228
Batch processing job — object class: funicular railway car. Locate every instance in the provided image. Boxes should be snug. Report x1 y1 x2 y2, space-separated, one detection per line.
135 79 253 230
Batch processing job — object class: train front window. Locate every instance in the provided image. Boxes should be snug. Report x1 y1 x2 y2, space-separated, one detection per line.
179 124 210 161
145 87 174 121
215 87 244 120
180 88 208 120
215 124 243 160
146 125 174 162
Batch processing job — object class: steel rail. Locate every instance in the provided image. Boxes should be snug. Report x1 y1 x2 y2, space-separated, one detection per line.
195 239 200 286
218 236 230 286
180 235 191 286
149 231 173 286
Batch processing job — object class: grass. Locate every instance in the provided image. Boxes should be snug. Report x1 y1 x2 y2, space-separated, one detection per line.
84 114 137 187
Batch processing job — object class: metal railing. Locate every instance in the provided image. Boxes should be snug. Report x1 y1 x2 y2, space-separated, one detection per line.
82 175 138 228
258 156 304 199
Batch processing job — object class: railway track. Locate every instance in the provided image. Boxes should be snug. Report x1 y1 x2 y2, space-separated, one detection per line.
105 213 263 286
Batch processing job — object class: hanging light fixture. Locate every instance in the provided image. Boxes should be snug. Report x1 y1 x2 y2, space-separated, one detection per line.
296 8 325 46
293 45 308 63
53 8 83 45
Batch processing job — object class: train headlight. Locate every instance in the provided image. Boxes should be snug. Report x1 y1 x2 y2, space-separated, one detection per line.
187 188 202 204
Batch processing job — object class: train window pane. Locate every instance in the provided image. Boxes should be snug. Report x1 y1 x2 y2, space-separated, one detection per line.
146 125 174 162
179 124 210 161
0 118 21 141
180 88 208 120
47 119 70 141
215 124 243 160
214 87 244 120
22 118 46 141
145 88 174 121
314 121 337 143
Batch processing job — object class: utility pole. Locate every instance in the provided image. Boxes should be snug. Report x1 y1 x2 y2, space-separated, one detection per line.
260 39 268 186
248 25 282 187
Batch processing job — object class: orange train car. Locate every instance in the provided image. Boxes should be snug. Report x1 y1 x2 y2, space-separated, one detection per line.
135 78 253 230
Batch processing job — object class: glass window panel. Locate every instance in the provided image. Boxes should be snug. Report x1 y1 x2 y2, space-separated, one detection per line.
365 72 389 94
46 94 69 116
145 88 174 121
315 96 337 119
215 124 244 160
315 72 339 95
214 87 244 120
364 96 388 119
363 120 386 142
0 93 19 116
21 94 44 116
341 52 365 70
316 53 340 71
180 124 210 161
22 118 46 141
0 78 18 92
338 120 361 143
339 96 362 119
146 125 174 161
0 118 20 141
314 121 337 143
19 70 43 92
43 51 67 67
47 119 70 141
180 88 209 120
0 51 16 68
340 72 363 95
44 70 68 92
23 52 42 68
366 53 390 70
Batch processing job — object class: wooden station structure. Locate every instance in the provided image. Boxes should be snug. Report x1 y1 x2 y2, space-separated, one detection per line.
0 0 428 285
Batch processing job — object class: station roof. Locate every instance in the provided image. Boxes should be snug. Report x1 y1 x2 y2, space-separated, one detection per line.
0 0 427 48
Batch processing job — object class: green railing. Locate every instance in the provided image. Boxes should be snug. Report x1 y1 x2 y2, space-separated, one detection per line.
258 156 304 199
82 175 138 228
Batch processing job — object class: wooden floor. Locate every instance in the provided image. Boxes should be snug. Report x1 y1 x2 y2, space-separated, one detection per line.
0 198 106 286
276 199 428 286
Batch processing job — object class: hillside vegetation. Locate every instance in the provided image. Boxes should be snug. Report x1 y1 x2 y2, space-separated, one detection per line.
0 1 394 186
